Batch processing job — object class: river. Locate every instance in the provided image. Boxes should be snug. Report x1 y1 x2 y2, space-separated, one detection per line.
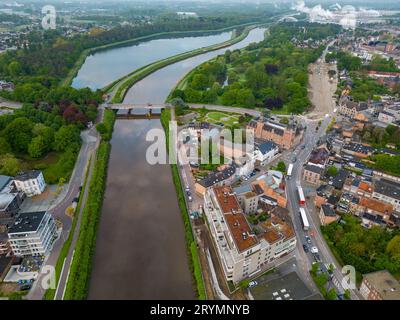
72 32 232 90
88 27 266 300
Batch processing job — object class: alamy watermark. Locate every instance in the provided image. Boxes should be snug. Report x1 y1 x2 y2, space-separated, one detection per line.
41 5 56 30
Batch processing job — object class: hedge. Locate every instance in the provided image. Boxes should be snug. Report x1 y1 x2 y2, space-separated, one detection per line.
63 110 115 299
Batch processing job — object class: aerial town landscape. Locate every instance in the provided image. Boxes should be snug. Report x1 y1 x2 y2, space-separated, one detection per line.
0 0 400 309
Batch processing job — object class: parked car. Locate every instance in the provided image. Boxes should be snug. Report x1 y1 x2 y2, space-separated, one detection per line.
303 244 309 253
185 185 190 192
310 246 318 254
248 281 258 288
301 145 306 149
20 284 32 291
188 196 193 202
313 253 321 262
305 235 312 244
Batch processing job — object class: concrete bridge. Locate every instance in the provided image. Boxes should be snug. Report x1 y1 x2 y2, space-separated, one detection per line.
105 103 169 116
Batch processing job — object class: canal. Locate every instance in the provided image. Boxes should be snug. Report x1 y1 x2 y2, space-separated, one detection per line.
72 31 232 90
88 27 266 299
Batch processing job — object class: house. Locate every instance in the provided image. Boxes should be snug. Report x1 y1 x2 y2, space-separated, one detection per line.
314 184 335 208
247 120 303 150
331 169 349 190
319 204 339 226
378 110 397 125
255 170 287 208
8 211 58 257
203 185 296 283
342 143 374 158
372 179 400 212
194 163 238 195
360 270 400 300
254 141 279 166
13 170 46 197
303 164 323 185
339 100 368 118
357 197 393 227
308 146 330 168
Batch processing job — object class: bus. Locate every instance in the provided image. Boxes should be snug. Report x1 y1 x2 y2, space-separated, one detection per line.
299 207 310 231
287 163 293 179
297 185 305 205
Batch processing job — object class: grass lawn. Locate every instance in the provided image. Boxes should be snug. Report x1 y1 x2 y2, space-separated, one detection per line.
196 110 241 127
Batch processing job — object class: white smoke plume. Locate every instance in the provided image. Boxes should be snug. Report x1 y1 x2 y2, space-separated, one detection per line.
291 1 381 29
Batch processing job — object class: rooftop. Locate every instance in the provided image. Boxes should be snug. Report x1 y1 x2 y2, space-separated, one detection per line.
321 204 336 217
0 175 11 192
8 211 46 234
213 186 258 253
14 170 41 182
257 141 278 155
374 179 400 201
359 197 393 214
363 270 400 300
309 147 329 166
197 163 237 188
304 164 324 175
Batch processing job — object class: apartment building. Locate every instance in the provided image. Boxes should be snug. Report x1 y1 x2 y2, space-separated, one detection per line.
247 120 303 150
203 186 296 283
360 270 400 300
8 211 58 257
13 170 46 197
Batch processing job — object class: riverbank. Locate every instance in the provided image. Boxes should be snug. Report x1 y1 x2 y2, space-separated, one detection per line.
62 110 115 299
62 22 258 88
106 24 257 103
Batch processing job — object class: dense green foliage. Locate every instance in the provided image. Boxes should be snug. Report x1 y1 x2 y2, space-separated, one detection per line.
348 76 390 102
321 215 400 277
161 109 206 300
64 110 115 299
0 104 81 183
173 23 338 113
326 50 362 71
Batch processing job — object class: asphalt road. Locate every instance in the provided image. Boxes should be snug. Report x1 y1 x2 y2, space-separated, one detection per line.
27 126 99 300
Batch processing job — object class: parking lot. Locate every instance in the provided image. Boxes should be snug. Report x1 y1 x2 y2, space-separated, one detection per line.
249 271 321 300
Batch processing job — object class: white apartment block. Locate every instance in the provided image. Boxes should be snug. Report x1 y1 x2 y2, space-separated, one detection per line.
13 170 46 197
204 186 296 283
8 211 58 257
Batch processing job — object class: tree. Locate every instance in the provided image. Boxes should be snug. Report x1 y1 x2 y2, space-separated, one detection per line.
326 288 337 300
386 235 400 258
28 136 47 158
1 117 34 153
96 123 107 135
0 137 11 155
276 161 286 173
53 125 81 152
0 153 21 176
326 166 338 177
